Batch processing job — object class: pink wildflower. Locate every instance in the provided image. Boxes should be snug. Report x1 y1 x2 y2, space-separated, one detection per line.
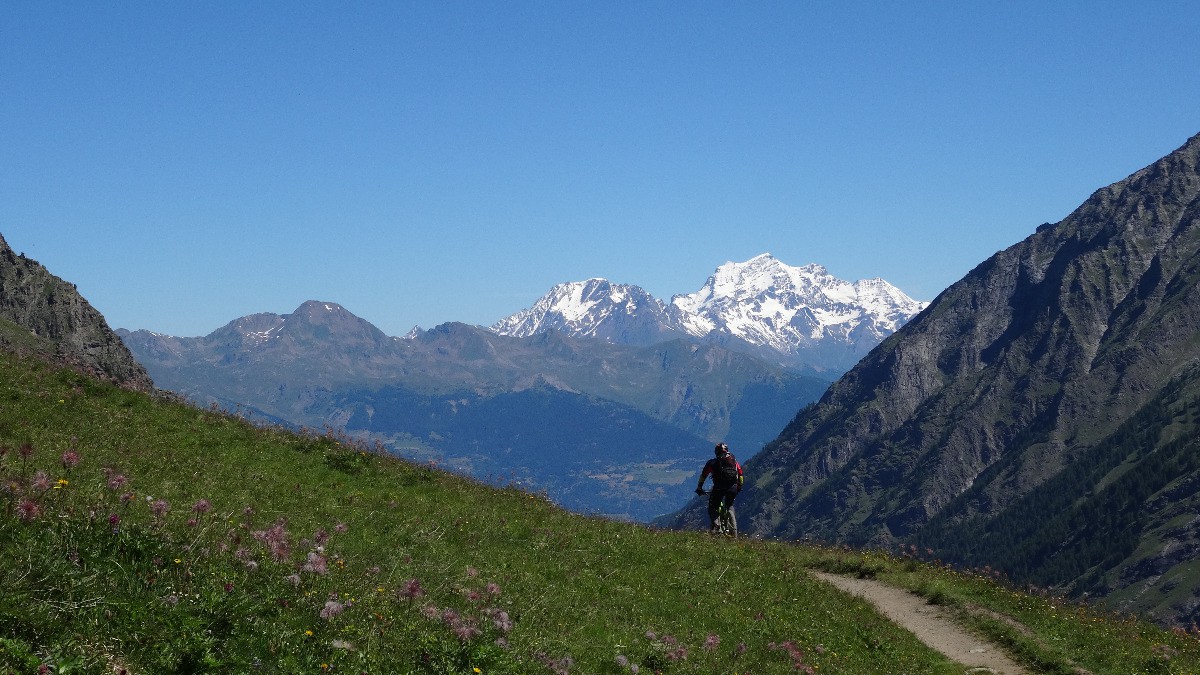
60 449 81 469
333 522 348 533
704 634 720 652
489 609 513 633
16 498 40 522
398 578 425 600
107 473 129 490
304 552 328 575
453 622 481 641
31 471 51 492
191 498 212 514
150 498 170 518
319 600 345 620
486 582 502 596
18 442 34 460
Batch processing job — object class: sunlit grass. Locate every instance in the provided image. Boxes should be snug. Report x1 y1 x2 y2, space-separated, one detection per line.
2 351 1198 673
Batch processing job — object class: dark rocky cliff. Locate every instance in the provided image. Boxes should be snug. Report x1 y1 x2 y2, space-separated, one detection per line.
711 133 1200 626
0 233 153 392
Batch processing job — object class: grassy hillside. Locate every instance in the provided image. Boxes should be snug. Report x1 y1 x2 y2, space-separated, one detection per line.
2 351 1198 673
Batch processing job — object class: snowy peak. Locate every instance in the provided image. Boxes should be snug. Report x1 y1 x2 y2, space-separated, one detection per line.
674 253 926 340
491 254 928 373
671 254 928 369
491 279 683 346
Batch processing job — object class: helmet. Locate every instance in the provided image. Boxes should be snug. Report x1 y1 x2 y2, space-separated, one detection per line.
714 443 729 456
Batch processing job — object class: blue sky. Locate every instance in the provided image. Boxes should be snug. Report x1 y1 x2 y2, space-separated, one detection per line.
3 2 1198 337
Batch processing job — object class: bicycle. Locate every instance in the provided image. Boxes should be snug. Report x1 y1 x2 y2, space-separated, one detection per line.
700 490 737 537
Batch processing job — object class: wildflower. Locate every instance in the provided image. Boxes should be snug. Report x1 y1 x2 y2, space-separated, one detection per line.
320 600 345 620
60 449 81 469
333 522 348 533
304 629 314 636
54 478 69 489
191 498 212 514
486 582 502 596
107 472 129 490
150 498 170 518
108 513 120 529
303 552 329 576
186 518 198 528
18 442 34 460
396 576 424 595
487 608 513 633
120 492 134 504
32 470 51 491
253 519 291 562
453 622 482 641
286 573 301 586
703 634 720 652
16 498 40 522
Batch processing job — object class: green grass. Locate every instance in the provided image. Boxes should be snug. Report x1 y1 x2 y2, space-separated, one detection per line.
1 351 1198 674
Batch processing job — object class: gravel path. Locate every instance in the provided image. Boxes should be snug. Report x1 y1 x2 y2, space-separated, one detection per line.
812 572 1027 674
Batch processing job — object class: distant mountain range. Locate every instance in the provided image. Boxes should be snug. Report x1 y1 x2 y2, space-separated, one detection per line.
118 256 924 520
117 303 828 521
667 132 1200 628
492 253 928 374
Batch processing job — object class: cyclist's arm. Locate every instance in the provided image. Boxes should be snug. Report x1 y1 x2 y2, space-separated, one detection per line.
696 461 714 492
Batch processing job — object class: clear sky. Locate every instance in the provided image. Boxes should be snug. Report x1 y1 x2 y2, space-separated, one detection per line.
3 2 1198 337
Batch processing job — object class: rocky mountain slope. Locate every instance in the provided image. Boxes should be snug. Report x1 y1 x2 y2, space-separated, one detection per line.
0 233 152 391
492 254 927 374
695 132 1200 627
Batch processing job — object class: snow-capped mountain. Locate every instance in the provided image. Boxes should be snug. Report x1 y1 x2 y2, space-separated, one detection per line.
490 278 687 347
491 254 929 374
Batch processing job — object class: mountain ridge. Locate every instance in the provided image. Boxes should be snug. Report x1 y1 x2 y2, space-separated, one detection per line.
707 131 1200 627
491 253 928 374
0 232 153 392
120 303 829 521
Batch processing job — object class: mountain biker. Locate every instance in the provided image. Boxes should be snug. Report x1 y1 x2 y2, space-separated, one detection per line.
695 443 744 532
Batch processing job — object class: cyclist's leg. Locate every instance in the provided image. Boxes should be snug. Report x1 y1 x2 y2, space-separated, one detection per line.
706 492 720 530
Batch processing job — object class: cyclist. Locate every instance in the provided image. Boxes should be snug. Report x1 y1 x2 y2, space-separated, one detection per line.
695 443 744 532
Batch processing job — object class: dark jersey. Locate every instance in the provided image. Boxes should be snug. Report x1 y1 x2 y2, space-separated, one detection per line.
699 453 744 490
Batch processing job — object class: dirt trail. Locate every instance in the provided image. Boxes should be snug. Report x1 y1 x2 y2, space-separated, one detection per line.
812 572 1027 674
